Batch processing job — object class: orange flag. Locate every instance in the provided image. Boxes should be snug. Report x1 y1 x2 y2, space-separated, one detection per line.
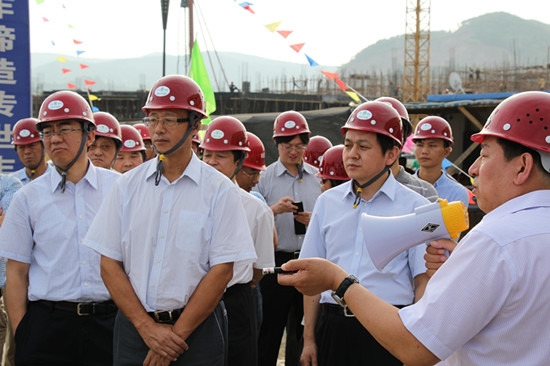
277 30 293 38
290 43 305 53
84 79 96 86
61 68 71 74
321 70 339 80
73 39 83 44
80 64 89 69
67 83 77 89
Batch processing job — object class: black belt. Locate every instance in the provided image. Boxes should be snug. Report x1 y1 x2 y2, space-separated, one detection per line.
148 308 185 323
34 300 117 316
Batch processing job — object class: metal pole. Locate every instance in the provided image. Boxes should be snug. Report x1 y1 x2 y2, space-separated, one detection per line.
160 0 169 76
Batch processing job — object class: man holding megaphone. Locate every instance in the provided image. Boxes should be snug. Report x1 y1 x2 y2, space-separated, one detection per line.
279 91 550 365
297 101 432 366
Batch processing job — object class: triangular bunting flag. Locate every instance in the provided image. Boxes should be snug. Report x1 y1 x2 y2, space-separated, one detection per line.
36 0 45 4
61 68 71 74
88 94 101 101
345 91 362 103
57 55 68 63
305 54 319 67
84 79 96 86
290 43 305 53
265 21 282 33
51 41 55 46
321 70 339 80
335 78 347 91
277 30 293 38
73 39 83 45
42 17 49 22
67 82 77 89
76 50 85 56
80 64 89 69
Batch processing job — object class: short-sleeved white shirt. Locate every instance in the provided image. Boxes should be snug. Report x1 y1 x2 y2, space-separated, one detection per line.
400 190 550 365
84 155 256 312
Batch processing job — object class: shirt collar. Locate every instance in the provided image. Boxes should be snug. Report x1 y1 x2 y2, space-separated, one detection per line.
48 159 98 193
341 171 398 203
274 158 317 177
145 153 201 186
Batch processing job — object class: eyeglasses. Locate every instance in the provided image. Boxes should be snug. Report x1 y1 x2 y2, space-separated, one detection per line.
40 127 83 140
143 116 189 129
280 143 307 152
240 169 262 179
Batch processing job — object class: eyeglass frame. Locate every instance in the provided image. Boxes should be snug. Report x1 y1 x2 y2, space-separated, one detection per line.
40 127 84 140
279 143 308 152
143 116 190 129
240 169 262 180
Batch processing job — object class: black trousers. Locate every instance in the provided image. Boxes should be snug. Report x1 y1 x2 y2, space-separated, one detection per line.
258 251 303 366
113 302 227 366
315 303 403 366
224 283 257 366
14 300 116 366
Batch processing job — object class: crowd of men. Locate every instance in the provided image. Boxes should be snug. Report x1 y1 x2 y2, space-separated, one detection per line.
0 74 548 366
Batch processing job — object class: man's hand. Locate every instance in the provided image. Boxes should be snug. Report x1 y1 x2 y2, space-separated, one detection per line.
294 211 312 226
425 239 457 277
137 322 188 362
143 349 173 366
277 258 347 296
271 196 299 216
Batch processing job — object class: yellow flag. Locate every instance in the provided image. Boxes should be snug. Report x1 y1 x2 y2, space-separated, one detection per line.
188 41 216 124
57 55 68 63
265 21 282 32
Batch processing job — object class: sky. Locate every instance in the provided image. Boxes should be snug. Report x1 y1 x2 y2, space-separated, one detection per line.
29 0 550 67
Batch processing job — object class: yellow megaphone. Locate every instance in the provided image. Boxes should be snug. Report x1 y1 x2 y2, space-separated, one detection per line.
361 199 469 271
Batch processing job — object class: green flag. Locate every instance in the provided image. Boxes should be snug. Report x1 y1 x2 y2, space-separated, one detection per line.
188 41 216 124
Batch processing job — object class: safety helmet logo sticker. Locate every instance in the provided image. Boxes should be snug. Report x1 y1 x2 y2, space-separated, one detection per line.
420 123 432 131
357 110 372 120
154 86 170 97
211 130 224 139
19 129 31 137
97 124 110 133
284 121 296 129
47 100 63 111
124 140 137 148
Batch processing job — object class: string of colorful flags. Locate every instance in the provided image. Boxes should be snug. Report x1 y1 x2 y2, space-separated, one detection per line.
233 1 364 104
35 0 100 108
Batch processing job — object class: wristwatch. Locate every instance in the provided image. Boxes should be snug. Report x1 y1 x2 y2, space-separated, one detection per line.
331 274 359 308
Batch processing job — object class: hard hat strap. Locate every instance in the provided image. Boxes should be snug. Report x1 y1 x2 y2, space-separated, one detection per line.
352 166 390 209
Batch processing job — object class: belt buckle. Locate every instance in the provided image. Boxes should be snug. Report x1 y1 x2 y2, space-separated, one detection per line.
153 311 172 323
77 302 94 316
343 305 355 318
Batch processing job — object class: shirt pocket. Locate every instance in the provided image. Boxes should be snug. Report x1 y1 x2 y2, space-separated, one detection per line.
175 210 210 253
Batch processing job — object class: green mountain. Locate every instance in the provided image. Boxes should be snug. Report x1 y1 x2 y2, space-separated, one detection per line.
341 12 550 74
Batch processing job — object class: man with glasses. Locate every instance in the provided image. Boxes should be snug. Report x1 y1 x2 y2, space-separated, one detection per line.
84 75 256 366
0 91 121 365
254 110 321 366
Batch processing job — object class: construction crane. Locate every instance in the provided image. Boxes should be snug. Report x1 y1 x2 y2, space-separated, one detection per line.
402 0 431 103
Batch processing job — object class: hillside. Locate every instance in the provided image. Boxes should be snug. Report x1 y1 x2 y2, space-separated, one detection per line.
341 12 550 74
31 12 549 93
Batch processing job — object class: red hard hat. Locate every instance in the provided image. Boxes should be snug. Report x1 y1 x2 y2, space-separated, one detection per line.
12 118 41 145
142 75 207 119
317 144 349 181
272 110 311 138
243 132 266 171
413 116 454 145
93 112 122 147
192 133 202 145
375 96 412 141
341 101 403 148
304 136 332 168
471 91 550 153
119 125 145 152
200 116 250 152
37 91 95 130
133 123 151 141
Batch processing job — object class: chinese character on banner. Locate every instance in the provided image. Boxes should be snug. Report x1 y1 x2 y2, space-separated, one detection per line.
0 0 31 172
